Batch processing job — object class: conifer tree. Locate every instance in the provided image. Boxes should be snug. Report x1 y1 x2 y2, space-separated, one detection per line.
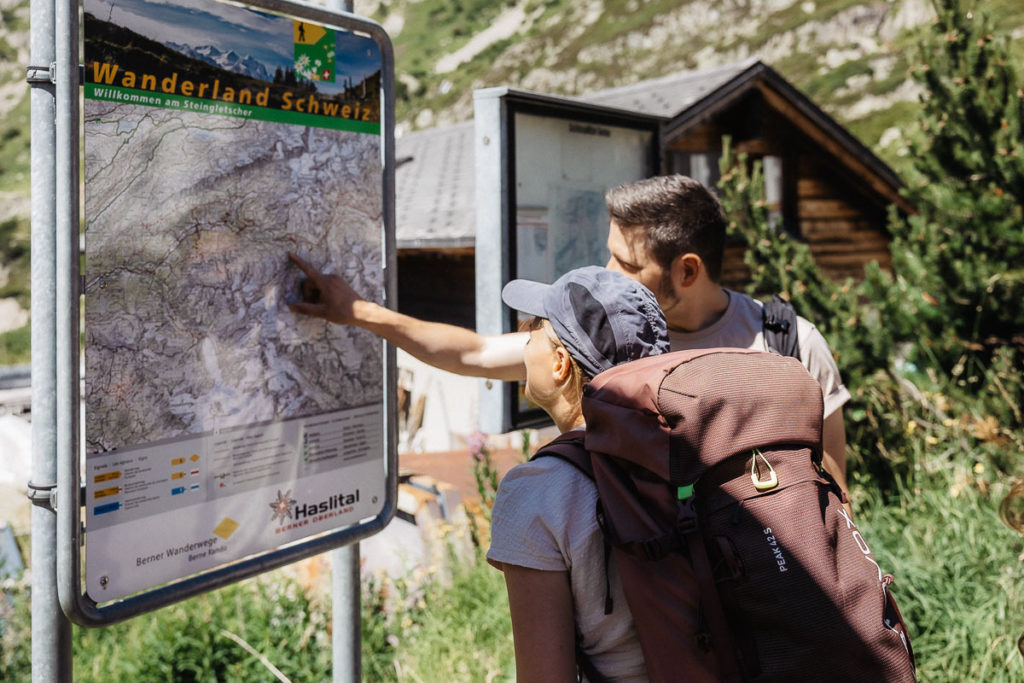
883 0 1024 405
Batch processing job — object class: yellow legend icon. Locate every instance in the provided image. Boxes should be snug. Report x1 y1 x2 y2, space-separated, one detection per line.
94 486 121 499
213 518 240 540
190 454 200 462
171 457 185 466
93 471 121 483
171 471 185 480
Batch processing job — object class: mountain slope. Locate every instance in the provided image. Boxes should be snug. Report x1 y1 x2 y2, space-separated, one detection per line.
366 0 1024 170
2 0 1024 353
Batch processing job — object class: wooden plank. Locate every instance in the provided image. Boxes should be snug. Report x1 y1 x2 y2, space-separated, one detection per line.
801 223 889 243
810 242 892 256
811 251 891 267
668 121 722 152
801 221 857 239
799 199 861 219
797 177 836 198
734 139 771 155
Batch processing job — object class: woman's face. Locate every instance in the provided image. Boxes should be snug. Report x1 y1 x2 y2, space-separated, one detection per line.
523 320 560 411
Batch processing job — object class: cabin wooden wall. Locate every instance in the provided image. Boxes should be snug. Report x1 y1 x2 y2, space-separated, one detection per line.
666 88 897 289
796 155 892 280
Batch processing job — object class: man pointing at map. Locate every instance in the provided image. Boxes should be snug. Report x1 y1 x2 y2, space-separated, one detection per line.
288 174 852 497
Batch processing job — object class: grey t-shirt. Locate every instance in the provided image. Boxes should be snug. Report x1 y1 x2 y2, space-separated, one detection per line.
668 289 851 418
488 444 647 681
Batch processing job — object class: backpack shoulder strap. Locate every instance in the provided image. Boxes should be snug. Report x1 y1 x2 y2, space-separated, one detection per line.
531 431 593 480
762 294 801 360
530 431 612 683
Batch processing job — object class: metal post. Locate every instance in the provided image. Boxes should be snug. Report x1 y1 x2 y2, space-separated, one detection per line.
318 3 362 680
331 543 361 683
54 0 82 637
28 0 73 678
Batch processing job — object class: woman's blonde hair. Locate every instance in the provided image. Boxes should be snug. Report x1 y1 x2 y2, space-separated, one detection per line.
523 316 589 404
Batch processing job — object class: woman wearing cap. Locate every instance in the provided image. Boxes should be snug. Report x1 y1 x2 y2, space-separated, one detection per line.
487 265 669 682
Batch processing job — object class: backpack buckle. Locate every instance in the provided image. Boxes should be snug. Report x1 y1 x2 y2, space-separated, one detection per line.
750 449 778 491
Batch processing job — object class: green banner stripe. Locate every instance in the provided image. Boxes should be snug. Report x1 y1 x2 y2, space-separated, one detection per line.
85 83 380 135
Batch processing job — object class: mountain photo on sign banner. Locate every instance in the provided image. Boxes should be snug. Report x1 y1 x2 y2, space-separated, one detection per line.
84 0 381 128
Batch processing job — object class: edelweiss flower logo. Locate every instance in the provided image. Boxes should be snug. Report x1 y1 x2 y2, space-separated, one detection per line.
269 489 297 523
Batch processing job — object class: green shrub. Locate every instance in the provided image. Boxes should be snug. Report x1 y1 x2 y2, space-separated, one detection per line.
0 324 30 365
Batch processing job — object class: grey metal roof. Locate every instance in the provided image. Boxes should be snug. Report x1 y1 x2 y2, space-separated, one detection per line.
576 58 760 117
395 121 476 249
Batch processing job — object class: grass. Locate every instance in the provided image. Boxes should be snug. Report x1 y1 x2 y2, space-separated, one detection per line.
1 544 514 682
853 460 1024 681
0 216 30 303
0 91 30 193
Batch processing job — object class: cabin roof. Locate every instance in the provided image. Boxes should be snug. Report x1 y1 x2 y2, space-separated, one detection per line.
394 58 905 249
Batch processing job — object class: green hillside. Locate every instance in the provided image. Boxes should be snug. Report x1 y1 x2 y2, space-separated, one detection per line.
372 0 1024 165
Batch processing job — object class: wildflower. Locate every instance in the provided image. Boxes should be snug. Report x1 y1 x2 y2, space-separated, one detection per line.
905 420 918 435
468 430 488 458
925 435 940 445
973 462 985 475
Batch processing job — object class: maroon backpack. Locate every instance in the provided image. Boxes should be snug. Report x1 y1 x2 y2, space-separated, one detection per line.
539 348 915 682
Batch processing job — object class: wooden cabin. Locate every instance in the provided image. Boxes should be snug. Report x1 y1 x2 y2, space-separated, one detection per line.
579 59 912 286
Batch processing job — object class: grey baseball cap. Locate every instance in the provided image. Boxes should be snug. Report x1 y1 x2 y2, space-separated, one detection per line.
502 266 670 378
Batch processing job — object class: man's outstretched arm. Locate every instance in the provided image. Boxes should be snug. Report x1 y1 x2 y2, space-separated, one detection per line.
287 253 528 381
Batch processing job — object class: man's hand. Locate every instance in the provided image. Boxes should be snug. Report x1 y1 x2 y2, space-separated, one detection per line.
287 252 364 325
287 252 528 380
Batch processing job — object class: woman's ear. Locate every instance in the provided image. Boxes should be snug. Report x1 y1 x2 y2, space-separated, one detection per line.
552 346 573 384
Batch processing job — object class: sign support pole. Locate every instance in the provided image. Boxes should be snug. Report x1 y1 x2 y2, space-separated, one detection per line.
320 1 362 678
28 0 73 678
332 543 361 683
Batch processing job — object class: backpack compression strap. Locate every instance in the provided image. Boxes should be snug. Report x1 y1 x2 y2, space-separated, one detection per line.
762 294 800 360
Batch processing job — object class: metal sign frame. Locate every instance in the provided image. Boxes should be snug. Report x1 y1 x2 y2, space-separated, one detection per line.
55 0 397 626
474 87 664 434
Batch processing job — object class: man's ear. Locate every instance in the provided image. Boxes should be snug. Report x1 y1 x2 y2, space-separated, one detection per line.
671 253 703 289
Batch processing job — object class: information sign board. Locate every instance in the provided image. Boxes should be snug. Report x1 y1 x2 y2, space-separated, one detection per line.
474 90 662 433
74 0 394 611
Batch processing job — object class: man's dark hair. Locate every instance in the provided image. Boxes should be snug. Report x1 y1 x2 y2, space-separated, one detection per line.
605 175 728 283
